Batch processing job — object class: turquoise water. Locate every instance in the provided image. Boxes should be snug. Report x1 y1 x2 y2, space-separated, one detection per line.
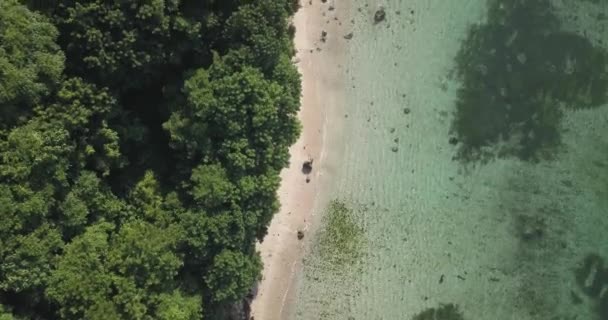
294 0 608 319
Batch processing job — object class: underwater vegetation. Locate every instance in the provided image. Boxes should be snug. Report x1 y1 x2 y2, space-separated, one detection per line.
314 200 366 272
452 0 608 163
411 303 465 320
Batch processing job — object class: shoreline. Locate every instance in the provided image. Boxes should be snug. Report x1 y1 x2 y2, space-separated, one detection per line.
250 1 349 319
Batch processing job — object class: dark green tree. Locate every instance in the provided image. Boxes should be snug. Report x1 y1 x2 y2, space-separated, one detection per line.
47 0 201 89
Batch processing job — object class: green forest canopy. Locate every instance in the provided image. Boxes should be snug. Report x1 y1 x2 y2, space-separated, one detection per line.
0 0 301 319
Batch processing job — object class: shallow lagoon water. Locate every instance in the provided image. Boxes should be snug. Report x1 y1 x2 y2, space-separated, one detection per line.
294 1 608 319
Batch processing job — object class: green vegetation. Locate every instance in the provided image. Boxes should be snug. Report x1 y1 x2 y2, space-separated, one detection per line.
411 303 464 320
0 0 301 319
452 0 608 163
315 200 366 271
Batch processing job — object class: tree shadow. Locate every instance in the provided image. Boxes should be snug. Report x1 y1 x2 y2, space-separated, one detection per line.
451 0 608 163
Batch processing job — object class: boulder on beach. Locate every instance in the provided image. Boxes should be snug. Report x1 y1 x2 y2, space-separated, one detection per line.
302 159 313 174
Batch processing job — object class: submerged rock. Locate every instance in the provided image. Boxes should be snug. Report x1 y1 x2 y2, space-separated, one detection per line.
344 32 354 40
374 8 386 24
297 230 305 240
412 303 464 320
516 215 545 242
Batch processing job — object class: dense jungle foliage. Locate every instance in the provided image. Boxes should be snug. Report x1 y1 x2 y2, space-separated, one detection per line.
0 0 301 319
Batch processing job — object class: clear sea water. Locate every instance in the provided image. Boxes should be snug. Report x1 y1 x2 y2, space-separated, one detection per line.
293 0 608 319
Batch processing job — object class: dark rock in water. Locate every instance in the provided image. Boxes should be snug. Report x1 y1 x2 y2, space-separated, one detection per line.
305 176 311 183
516 215 545 242
412 303 464 320
391 146 398 152
521 224 543 241
297 230 305 240
374 8 386 24
344 32 354 40
403 107 411 114
570 290 582 305
449 137 459 145
328 5 334 11
321 30 327 42
302 159 313 174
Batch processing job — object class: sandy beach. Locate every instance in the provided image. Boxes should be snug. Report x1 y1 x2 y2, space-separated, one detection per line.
250 1 349 319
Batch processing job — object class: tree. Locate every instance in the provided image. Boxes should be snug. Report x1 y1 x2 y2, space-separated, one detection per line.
0 223 63 292
190 164 235 208
0 305 17 320
164 53 299 175
156 290 203 320
0 112 72 187
223 0 294 72
59 171 130 235
47 221 188 320
204 249 261 303
48 0 201 89
107 220 183 290
34 78 123 176
0 0 64 127
45 223 115 319
129 171 172 225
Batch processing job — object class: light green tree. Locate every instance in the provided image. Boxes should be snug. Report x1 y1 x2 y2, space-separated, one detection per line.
0 0 64 127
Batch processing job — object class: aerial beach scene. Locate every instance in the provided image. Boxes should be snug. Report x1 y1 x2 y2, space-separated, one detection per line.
0 0 608 320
